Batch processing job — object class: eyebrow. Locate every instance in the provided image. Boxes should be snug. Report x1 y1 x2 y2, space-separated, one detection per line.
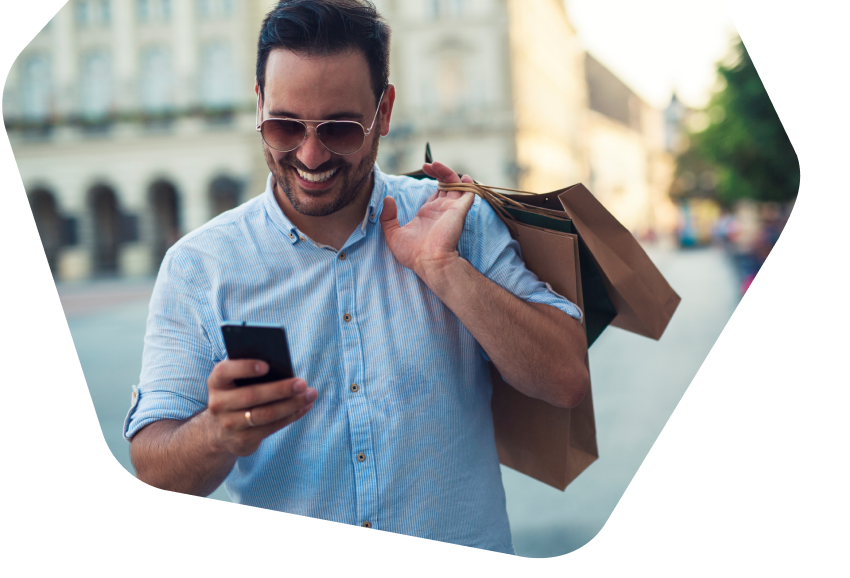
267 110 367 121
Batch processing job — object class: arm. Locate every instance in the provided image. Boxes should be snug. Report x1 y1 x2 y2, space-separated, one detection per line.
131 360 317 496
380 163 589 408
422 258 588 408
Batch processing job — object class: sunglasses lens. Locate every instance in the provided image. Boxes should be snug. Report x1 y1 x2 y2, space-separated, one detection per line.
316 122 366 155
262 120 307 151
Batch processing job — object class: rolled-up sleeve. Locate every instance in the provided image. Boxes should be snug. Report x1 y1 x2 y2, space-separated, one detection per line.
460 195 583 321
123 250 217 440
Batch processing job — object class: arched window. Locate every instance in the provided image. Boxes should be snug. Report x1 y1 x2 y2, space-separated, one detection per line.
148 180 181 269
199 41 235 110
209 175 242 217
89 184 122 275
19 54 52 122
80 50 112 120
28 189 62 274
140 45 173 114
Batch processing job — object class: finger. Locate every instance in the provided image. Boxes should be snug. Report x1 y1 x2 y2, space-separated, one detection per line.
422 162 461 184
421 163 439 180
245 401 315 440
237 389 318 430
380 196 401 236
208 359 269 391
211 377 309 414
229 402 315 455
461 174 474 184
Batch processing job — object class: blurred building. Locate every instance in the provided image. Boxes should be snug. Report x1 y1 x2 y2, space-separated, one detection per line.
7 0 676 282
374 0 588 191
584 53 676 237
6 0 276 280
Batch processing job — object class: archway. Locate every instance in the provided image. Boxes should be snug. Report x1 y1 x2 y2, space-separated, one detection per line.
28 188 61 274
149 179 181 269
209 175 242 218
89 184 121 275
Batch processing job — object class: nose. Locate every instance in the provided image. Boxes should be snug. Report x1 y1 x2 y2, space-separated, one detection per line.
296 125 332 170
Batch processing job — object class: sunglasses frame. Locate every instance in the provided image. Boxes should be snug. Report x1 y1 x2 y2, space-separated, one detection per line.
256 89 386 156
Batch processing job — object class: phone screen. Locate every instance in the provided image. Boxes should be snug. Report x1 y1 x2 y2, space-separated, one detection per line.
221 322 295 386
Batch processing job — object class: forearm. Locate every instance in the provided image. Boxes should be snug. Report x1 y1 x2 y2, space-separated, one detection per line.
130 410 237 497
425 258 589 408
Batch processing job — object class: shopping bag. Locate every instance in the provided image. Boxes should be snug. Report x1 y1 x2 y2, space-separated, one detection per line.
404 149 679 490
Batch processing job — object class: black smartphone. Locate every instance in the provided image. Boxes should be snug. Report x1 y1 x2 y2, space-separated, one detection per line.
221 321 295 387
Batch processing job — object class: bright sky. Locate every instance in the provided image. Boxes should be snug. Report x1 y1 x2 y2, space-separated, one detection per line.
564 0 739 110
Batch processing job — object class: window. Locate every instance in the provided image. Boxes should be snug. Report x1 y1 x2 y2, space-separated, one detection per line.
19 54 52 122
80 50 112 120
138 0 171 24
100 0 111 25
429 0 465 19
137 0 150 22
140 46 173 114
198 0 237 20
75 0 89 27
438 55 466 112
75 0 111 27
200 41 235 110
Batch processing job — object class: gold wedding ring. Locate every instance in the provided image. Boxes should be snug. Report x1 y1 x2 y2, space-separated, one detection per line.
245 410 256 428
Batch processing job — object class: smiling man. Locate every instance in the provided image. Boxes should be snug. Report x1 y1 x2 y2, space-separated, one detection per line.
125 0 588 554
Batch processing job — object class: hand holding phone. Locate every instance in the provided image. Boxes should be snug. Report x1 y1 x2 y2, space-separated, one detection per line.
221 321 295 386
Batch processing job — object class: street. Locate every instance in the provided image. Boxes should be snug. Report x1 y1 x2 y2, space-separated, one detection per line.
61 244 741 558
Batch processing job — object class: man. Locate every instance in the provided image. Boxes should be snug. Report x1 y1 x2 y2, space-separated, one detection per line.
126 0 588 554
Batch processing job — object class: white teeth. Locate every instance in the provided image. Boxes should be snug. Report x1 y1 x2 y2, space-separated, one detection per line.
296 167 339 183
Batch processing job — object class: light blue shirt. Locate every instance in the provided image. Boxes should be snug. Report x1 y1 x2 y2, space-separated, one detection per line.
124 166 582 554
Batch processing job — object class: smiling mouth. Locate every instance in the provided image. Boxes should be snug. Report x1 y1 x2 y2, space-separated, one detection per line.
295 167 340 183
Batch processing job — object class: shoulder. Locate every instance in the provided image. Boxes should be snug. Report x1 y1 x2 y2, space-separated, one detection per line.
161 194 268 274
377 171 490 227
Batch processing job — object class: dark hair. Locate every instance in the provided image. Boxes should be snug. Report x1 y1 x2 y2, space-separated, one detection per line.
256 0 391 105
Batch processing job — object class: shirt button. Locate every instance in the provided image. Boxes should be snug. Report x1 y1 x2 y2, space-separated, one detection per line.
362 521 372 528
288 232 295 239
357 452 366 462
344 313 352 323
339 252 346 260
299 237 306 242
350 383 359 393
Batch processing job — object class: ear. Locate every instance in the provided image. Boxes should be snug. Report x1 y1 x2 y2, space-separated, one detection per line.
379 84 396 137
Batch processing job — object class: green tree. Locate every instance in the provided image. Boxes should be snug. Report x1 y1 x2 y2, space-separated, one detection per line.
685 39 800 206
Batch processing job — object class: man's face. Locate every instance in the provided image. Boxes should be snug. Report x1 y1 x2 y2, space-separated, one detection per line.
258 49 393 217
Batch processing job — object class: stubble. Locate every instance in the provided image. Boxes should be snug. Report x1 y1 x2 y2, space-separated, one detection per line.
264 127 381 218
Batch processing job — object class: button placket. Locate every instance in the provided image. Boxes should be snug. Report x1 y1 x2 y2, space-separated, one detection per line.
335 244 377 527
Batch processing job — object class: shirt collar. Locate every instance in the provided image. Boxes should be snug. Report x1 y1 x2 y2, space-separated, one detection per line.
262 164 389 246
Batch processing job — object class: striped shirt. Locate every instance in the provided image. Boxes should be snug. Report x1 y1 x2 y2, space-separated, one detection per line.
124 166 582 554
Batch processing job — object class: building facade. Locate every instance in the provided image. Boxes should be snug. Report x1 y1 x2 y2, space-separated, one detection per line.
6 0 675 282
6 0 276 280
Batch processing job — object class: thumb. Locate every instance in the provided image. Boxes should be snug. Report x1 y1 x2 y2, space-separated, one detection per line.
380 196 400 235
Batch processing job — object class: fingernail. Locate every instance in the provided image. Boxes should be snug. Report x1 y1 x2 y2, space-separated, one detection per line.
293 379 307 393
255 362 268 374
306 389 318 402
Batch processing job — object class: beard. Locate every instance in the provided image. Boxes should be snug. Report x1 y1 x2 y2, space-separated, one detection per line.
264 129 381 218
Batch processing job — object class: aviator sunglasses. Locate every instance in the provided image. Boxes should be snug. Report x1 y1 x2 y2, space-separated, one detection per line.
256 89 385 156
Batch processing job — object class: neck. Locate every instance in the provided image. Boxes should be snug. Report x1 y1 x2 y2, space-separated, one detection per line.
274 172 374 251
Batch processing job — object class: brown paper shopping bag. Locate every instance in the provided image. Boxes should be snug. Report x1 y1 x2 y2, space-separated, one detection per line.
407 154 679 490
488 223 598 490
553 184 681 340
